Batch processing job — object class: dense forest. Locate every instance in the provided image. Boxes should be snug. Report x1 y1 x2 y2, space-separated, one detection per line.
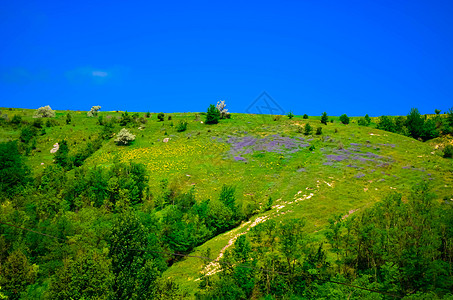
0 106 452 299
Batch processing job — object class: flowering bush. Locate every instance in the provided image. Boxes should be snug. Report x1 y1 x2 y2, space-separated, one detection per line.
87 106 101 117
114 128 136 145
34 105 55 118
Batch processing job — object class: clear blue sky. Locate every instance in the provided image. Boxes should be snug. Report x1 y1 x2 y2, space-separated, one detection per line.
1 0 452 116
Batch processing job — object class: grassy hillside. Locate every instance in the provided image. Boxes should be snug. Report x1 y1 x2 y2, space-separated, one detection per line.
0 107 452 299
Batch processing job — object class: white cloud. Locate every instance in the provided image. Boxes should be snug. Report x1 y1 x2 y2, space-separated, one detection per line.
92 71 108 77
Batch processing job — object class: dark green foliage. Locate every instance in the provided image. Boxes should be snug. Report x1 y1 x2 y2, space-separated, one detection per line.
447 107 453 128
65 113 71 124
377 115 395 132
206 104 220 124
443 144 453 158
304 123 312 135
145 111 151 118
101 119 116 140
20 126 38 144
176 120 188 132
435 109 441 115
168 115 172 121
32 118 43 129
109 212 165 299
0 249 37 300
309 145 315 151
364 114 371 125
0 141 31 196
357 118 367 126
316 126 322 135
219 185 237 213
321 112 328 125
157 112 165 122
339 114 349 124
406 108 425 139
287 111 294 119
97 115 104 125
119 111 134 126
10 114 22 125
45 118 58 127
303 114 308 119
54 140 71 169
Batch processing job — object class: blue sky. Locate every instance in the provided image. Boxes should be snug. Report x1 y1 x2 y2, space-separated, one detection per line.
1 0 452 116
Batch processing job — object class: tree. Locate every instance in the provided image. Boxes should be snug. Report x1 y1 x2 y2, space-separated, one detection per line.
364 114 371 125
304 123 312 135
339 114 349 125
87 105 101 117
33 105 55 118
66 113 72 124
54 140 71 169
0 141 31 195
206 104 220 124
406 108 425 139
287 111 294 119
176 120 188 132
316 126 322 135
435 109 441 115
303 114 309 119
157 112 165 122
114 128 136 145
377 115 395 132
216 100 230 119
321 112 328 125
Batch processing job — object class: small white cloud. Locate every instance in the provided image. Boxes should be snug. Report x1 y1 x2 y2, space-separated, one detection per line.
92 71 108 77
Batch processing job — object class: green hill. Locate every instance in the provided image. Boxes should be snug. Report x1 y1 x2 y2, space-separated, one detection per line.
0 107 452 299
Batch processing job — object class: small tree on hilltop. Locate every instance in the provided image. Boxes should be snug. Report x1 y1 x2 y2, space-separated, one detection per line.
206 104 220 124
339 114 350 125
216 100 230 119
157 112 165 122
287 111 294 119
321 112 328 125
304 123 312 135
87 105 101 117
115 128 136 145
364 114 371 125
34 105 55 118
303 114 309 119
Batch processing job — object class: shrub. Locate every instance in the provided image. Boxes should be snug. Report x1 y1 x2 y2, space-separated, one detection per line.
216 100 230 119
406 108 424 139
321 112 328 125
435 109 441 115
157 112 165 122
87 105 101 117
20 126 37 144
287 111 294 119
114 128 136 145
168 115 172 121
316 126 322 135
54 140 71 169
176 121 188 132
309 145 315 151
272 115 283 121
66 113 72 124
364 114 371 125
34 105 55 118
206 104 220 124
339 114 350 125
443 145 453 158
10 115 22 125
303 114 308 119
304 123 312 135
377 115 395 132
119 111 134 126
0 141 31 195
358 118 367 126
145 111 151 118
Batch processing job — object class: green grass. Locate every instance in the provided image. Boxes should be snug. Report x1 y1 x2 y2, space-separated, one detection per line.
1 107 452 298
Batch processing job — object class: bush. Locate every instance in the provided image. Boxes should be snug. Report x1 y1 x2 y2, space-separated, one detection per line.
364 114 371 125
443 145 453 158
435 109 441 115
272 115 283 121
66 113 72 124
10 115 22 125
339 114 350 125
358 118 367 126
377 115 395 132
303 114 308 119
119 111 134 126
316 127 322 135
0 141 31 195
321 112 328 125
34 105 55 118
216 100 230 119
176 121 188 132
206 104 220 124
304 123 312 135
157 112 165 122
167 115 172 121
87 105 101 117
145 111 151 118
114 128 136 145
287 111 294 119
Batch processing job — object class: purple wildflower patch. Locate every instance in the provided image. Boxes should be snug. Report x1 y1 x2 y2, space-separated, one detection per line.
355 173 365 178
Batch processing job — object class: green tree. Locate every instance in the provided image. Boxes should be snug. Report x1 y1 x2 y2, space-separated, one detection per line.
287 111 294 119
0 250 38 300
65 113 71 124
304 123 312 135
206 104 220 124
0 141 31 196
321 112 328 125
406 108 425 139
339 114 349 124
54 140 71 169
303 114 309 119
364 114 371 125
157 112 165 122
